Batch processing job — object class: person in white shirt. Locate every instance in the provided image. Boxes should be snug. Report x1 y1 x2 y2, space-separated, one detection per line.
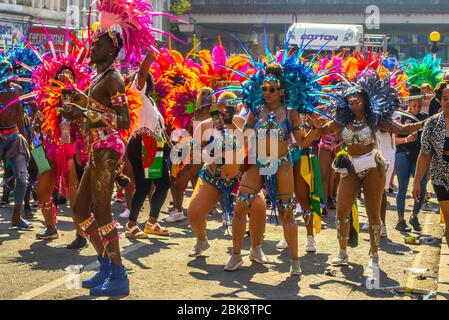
124 50 172 238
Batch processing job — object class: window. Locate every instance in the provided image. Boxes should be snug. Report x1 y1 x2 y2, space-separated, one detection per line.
17 0 32 5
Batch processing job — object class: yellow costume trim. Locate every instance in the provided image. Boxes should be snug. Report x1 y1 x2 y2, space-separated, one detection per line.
300 153 322 234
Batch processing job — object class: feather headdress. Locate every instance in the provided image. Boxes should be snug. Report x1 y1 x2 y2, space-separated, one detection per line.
335 70 402 126
211 31 341 120
94 0 188 63
0 33 42 93
150 48 205 132
0 24 92 141
313 55 343 86
405 53 443 89
198 37 254 88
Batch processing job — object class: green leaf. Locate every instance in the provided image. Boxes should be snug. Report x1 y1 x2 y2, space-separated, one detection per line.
185 101 196 115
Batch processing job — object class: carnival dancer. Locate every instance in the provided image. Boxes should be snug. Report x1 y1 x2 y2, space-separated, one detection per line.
59 0 186 297
0 61 30 230
322 72 425 277
314 57 344 217
167 87 214 223
223 62 326 275
1 40 41 220
290 115 325 253
3 26 94 247
188 91 253 257
218 30 343 274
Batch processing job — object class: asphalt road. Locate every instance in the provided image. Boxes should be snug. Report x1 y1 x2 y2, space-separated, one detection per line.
0 175 446 300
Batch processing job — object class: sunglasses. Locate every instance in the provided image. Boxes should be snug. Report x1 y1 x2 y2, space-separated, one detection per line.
261 86 281 93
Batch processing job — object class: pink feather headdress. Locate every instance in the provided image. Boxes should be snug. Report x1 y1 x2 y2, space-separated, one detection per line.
94 0 188 62
198 37 254 88
1 24 93 140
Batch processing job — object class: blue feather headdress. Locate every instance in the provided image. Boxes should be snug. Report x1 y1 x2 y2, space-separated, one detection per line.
207 29 342 123
1 31 42 93
335 70 401 126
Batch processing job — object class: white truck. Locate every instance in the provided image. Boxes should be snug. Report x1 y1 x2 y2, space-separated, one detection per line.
286 22 388 53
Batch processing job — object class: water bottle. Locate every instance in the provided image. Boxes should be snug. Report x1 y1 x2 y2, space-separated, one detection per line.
404 268 428 275
418 236 437 245
64 265 84 274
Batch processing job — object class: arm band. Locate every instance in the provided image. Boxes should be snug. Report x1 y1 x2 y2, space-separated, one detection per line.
111 93 128 109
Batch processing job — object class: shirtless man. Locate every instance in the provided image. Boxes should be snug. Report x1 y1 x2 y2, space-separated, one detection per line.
61 30 130 297
0 64 31 230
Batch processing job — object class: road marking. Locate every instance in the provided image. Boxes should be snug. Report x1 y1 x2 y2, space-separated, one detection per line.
12 242 146 300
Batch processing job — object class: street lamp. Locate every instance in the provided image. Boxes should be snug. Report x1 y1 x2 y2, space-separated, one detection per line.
429 31 441 61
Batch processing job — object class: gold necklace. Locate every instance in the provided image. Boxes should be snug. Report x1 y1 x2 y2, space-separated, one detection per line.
87 64 116 108
89 64 115 92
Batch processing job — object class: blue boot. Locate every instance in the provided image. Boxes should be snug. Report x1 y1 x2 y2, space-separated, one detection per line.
82 256 111 289
90 263 129 297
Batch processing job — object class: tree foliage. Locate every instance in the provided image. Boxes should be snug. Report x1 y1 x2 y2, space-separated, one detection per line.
171 0 191 15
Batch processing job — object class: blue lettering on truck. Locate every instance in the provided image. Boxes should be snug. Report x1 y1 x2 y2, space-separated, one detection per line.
301 34 339 41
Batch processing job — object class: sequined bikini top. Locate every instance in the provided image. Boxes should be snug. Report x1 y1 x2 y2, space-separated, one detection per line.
342 126 375 146
254 108 291 142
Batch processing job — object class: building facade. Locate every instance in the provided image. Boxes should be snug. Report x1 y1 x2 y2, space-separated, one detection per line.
0 0 82 50
178 0 449 63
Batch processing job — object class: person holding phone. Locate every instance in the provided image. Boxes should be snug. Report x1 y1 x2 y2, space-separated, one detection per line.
187 92 251 258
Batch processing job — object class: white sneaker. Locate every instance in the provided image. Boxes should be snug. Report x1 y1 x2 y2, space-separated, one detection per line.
331 250 349 266
165 209 185 222
119 209 130 218
189 239 210 257
222 214 232 227
295 203 302 215
360 223 369 231
368 253 380 270
224 253 243 271
249 245 269 264
290 259 302 276
381 224 388 238
276 239 288 250
305 235 317 253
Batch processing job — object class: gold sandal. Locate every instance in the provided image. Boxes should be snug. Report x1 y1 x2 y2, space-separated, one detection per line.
144 222 169 236
125 224 148 239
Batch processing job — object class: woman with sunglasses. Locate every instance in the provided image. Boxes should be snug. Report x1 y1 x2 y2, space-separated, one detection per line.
321 75 424 276
167 87 214 223
225 63 322 275
187 91 253 257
